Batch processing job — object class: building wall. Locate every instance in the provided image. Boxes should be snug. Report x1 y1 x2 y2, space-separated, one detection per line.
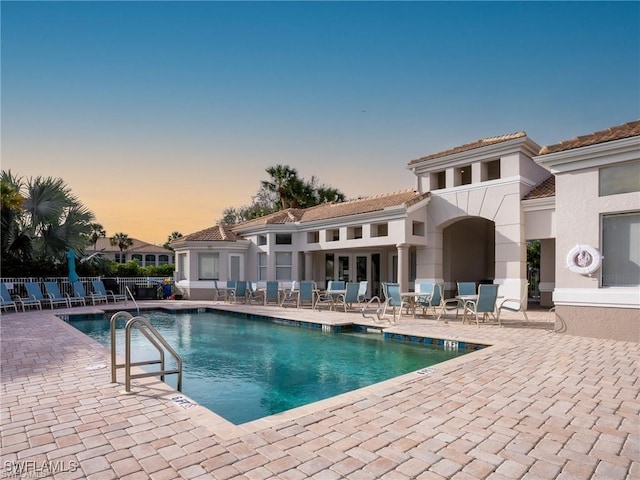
555 305 639 342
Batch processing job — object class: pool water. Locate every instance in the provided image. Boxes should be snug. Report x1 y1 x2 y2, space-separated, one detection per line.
70 310 468 424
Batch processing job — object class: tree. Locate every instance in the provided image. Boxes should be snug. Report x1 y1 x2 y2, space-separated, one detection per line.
261 165 301 210
163 231 183 249
1 170 95 273
110 233 133 262
89 223 106 250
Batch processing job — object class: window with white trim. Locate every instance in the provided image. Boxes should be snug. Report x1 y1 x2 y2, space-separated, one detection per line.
275 252 292 280
602 212 640 286
258 252 267 281
198 253 219 280
177 253 187 281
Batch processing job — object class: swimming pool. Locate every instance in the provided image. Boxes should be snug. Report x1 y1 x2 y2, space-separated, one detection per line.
69 309 476 424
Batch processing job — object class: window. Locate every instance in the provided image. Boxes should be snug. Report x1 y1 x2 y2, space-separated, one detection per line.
325 254 334 281
307 231 319 244
177 253 187 281
371 223 388 237
131 254 143 263
158 254 169 265
275 233 292 245
327 229 339 241
456 165 472 186
600 161 640 196
258 252 267 281
145 254 156 265
412 221 425 236
348 226 362 240
115 253 127 263
484 160 500 181
258 235 267 246
275 252 292 280
198 253 219 280
602 212 640 286
431 171 446 189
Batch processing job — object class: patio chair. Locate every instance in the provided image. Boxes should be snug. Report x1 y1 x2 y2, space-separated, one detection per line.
264 281 281 305
26 281 68 309
14 283 42 311
314 280 345 311
92 280 126 303
440 281 476 319
213 280 229 302
0 283 18 312
463 284 499 326
247 282 264 304
333 282 361 313
230 281 248 303
381 283 407 323
357 281 368 304
297 281 317 308
73 281 107 306
44 281 85 308
496 282 529 326
280 281 299 307
417 282 444 318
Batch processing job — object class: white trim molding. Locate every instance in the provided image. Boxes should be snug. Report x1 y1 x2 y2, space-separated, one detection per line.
553 287 640 308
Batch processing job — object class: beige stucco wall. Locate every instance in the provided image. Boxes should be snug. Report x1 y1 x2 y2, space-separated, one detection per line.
554 305 639 342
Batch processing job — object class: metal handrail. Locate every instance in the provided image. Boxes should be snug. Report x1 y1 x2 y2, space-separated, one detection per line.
109 311 182 392
124 286 139 315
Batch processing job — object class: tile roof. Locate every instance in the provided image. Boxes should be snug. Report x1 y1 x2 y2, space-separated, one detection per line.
407 132 527 165
523 176 555 200
234 190 430 229
180 225 244 242
539 120 640 155
92 237 169 253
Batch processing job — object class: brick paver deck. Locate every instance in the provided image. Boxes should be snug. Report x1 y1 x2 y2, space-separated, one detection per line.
1 301 638 479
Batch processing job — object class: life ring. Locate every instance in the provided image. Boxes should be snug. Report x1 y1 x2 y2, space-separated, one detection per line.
566 244 602 276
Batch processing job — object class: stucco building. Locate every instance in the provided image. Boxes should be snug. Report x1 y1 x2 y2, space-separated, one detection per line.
172 120 640 341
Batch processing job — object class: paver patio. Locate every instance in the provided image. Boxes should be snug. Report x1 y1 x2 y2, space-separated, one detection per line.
1 301 638 479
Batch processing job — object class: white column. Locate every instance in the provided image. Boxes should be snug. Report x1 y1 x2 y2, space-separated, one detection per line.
304 252 313 281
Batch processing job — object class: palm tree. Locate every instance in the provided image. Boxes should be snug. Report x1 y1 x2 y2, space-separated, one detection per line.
163 231 183 249
110 232 133 263
261 165 300 210
89 223 106 250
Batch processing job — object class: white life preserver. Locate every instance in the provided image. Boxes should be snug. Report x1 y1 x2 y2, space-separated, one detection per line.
566 244 602 276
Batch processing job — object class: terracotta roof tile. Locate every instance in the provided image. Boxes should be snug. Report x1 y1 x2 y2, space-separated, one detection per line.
523 176 555 200
180 225 243 242
539 120 640 155
407 132 527 165
93 237 168 253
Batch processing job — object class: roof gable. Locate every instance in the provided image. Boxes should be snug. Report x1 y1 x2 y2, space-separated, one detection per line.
180 225 243 242
523 176 555 200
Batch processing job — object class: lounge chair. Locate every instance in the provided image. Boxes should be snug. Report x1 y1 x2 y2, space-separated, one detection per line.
26 281 67 309
44 281 85 308
314 280 345 311
0 283 18 312
496 282 529 326
333 282 361 312
297 281 317 308
263 281 281 305
14 283 42 311
92 280 126 303
381 283 407 323
73 281 107 305
463 284 499 326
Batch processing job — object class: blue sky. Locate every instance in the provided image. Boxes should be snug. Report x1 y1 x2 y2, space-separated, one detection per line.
2 1 639 244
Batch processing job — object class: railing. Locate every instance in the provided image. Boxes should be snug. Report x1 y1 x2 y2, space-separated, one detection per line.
124 286 140 315
110 311 182 392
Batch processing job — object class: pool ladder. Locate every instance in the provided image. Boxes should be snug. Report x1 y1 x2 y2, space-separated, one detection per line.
110 311 182 392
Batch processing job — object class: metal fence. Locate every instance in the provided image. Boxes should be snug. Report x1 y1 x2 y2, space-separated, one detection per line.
1 277 172 299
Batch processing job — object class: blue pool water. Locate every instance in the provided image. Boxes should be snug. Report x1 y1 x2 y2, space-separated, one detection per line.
70 310 470 424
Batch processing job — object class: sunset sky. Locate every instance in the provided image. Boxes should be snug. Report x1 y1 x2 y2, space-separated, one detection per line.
3 1 639 245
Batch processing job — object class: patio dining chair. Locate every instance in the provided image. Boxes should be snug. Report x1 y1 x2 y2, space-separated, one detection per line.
357 281 368 304
247 282 264 304
314 280 345 311
264 281 281 305
463 284 499 326
333 282 361 313
297 281 317 308
230 281 248 303
381 282 407 324
496 282 529 326
279 281 299 307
